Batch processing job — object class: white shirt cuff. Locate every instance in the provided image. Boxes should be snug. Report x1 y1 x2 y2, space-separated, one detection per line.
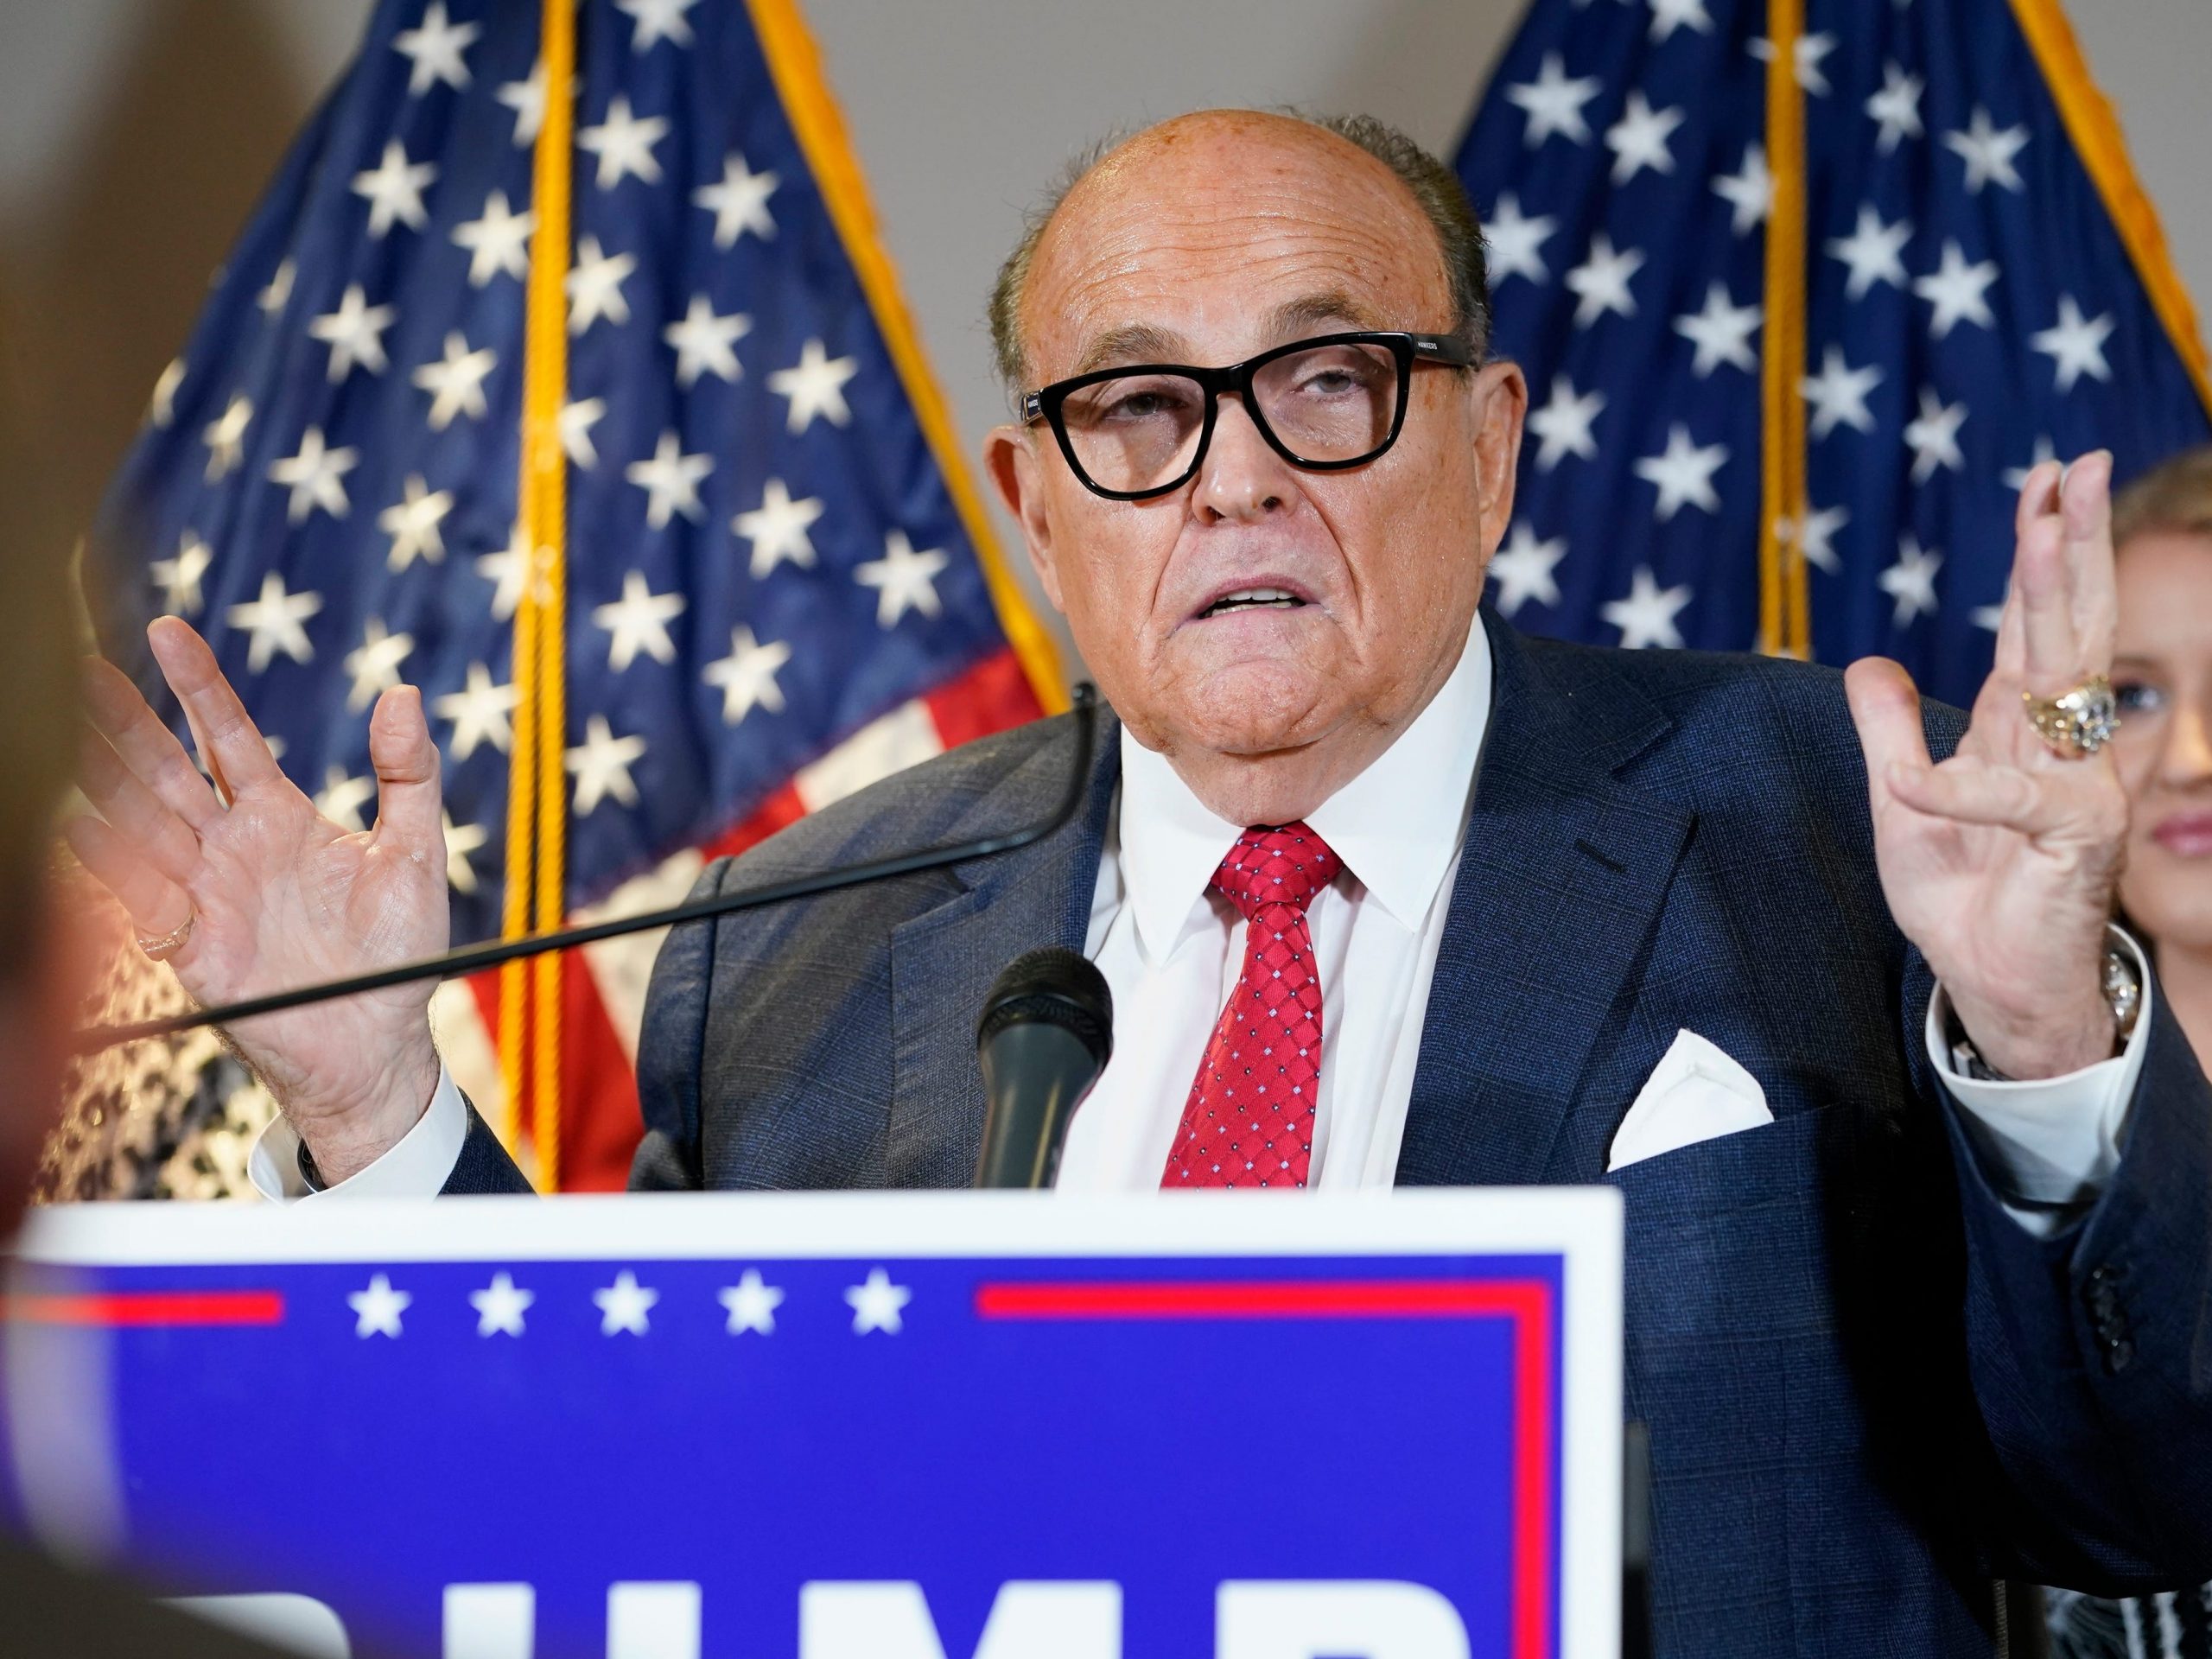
1923 927 2150 1234
247 1065 469 1202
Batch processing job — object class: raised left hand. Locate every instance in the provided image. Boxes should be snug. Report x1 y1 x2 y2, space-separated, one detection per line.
1845 452 2129 1079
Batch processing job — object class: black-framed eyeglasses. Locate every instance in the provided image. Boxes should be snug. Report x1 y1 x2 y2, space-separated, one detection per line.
1020 329 1477 501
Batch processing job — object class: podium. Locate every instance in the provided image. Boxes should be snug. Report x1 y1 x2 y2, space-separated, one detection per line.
3 1190 1621 1659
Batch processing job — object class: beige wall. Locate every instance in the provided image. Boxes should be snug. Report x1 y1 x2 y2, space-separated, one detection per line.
4 0 2208 675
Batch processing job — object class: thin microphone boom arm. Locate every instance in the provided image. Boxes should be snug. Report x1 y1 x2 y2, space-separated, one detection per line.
76 686 1101 1055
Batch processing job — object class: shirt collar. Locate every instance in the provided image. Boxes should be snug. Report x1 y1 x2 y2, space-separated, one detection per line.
1116 616 1494 959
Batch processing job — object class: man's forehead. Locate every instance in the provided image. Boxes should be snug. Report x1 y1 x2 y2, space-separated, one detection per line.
1070 291 1394 376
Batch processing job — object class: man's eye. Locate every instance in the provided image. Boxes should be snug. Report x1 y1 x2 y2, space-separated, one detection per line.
1103 391 1180 420
2113 679 2164 715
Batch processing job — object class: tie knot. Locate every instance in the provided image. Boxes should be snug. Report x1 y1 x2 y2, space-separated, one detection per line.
1211 822 1342 922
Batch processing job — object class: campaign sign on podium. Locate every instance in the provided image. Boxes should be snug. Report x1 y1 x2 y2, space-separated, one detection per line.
3 1191 1621 1659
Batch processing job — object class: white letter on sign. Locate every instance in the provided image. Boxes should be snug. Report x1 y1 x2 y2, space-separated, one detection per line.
799 1581 1122 1659
1217 1581 1471 1659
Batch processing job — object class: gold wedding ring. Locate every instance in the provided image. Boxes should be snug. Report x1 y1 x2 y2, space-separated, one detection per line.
136 911 196 963
2022 675 2119 759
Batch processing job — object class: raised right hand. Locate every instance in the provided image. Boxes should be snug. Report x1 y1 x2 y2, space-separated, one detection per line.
69 617 448 1184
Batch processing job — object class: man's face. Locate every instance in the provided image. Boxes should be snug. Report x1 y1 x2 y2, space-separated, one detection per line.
988 113 1525 772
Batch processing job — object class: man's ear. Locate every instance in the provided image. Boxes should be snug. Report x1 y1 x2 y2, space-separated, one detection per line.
1470 360 1529 562
983 424 1067 613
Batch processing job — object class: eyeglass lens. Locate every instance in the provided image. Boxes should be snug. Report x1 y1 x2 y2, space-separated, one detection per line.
1056 340 1402 495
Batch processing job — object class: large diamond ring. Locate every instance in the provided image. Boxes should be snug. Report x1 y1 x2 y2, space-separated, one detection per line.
136 911 196 963
2022 675 2119 758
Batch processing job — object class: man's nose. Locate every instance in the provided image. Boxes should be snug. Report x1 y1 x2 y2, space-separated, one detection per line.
1192 394 1294 524
2159 693 2212 788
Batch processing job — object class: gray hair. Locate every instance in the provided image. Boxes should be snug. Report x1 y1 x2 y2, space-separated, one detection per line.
985 111 1493 405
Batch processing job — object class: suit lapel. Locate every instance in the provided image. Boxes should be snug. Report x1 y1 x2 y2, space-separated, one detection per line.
883 712 1121 1186
1395 613 1694 1187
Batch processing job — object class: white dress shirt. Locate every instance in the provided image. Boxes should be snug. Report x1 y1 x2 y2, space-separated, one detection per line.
255 621 2143 1225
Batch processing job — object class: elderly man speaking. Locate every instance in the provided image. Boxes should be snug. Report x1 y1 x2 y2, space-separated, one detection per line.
71 111 2212 1647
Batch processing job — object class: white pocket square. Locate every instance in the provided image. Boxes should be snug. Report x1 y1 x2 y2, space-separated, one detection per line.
1605 1028 1773 1173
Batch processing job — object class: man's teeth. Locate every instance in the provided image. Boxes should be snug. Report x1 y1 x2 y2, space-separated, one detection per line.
1207 588 1303 613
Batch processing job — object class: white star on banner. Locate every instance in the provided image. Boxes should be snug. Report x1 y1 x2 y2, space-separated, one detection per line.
1633 424 1728 521
1712 142 1773 236
351 138 436 238
469 1271 533 1337
1866 61 1924 154
1751 31 1836 96
845 1268 912 1335
496 60 551 148
2003 435 2059 494
626 431 713 529
1827 203 1912 302
1647 0 1713 42
1800 345 1883 439
442 810 488 893
1482 194 1554 287
392 1 479 95
1602 566 1692 650
702 626 792 725
593 569 687 671
567 237 636 334
1880 535 1944 625
308 283 397 382
567 715 647 816
202 394 252 481
2031 296 2115 393
719 1268 785 1335
694 152 780 247
1565 233 1643 326
477 527 529 623
269 426 358 523
618 0 702 50
1605 91 1684 184
1673 283 1761 377
1913 239 1999 340
1788 504 1850 575
453 190 534 288
413 331 498 430
315 766 375 833
1904 386 1968 483
856 531 948 627
1944 106 2029 194
734 477 824 577
378 473 454 570
435 662 518 760
343 617 414 712
1972 601 2006 633
1528 374 1605 470
768 339 859 432
151 531 212 616
1505 52 1601 146
257 259 295 317
1488 522 1567 617
149 357 185 427
348 1273 410 1338
663 294 752 388
593 1269 658 1336
579 94 669 190
560 397 608 469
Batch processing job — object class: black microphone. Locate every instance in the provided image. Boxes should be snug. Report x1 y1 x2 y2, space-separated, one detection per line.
973 947 1112 1190
74 685 1101 1054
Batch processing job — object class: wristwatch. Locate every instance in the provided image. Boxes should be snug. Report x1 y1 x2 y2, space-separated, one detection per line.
1948 942 2143 1084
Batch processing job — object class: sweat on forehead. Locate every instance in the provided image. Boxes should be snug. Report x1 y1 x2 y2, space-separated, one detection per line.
993 110 1474 394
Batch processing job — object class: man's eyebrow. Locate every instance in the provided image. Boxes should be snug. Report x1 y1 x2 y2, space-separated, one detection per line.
1071 322 1189 378
1265 291 1387 340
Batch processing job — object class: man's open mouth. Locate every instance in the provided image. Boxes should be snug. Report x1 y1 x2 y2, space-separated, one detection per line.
1199 587 1310 618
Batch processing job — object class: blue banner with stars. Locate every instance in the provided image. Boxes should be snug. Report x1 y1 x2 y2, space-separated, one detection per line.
1457 0 2211 709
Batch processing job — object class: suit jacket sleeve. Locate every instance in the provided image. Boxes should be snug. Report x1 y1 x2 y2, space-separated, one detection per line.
626 855 726 1191
1931 967 2212 1590
437 1097 536 1195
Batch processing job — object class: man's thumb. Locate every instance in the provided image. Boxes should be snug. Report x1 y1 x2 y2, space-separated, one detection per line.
367 685 443 851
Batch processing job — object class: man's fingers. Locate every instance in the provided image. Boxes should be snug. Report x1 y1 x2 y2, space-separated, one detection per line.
64 814 194 945
83 656 223 831
2059 448 2117 658
366 684 445 855
1885 758 2050 833
146 617 284 802
1845 657 1934 805
77 732 201 886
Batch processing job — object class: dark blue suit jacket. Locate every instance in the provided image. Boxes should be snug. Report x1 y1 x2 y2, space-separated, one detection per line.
448 608 2212 1651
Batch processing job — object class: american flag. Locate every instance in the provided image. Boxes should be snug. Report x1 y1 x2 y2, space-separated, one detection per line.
1455 0 2212 709
87 0 1056 1188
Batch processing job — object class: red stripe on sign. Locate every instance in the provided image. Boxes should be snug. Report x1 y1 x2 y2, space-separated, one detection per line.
978 1277 1556 1659
1 1290 283 1326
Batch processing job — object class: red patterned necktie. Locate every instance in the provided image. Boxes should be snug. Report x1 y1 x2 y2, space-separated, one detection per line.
1160 823 1344 1189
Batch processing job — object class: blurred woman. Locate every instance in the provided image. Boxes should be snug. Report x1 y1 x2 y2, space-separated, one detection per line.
2047 443 2212 1659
